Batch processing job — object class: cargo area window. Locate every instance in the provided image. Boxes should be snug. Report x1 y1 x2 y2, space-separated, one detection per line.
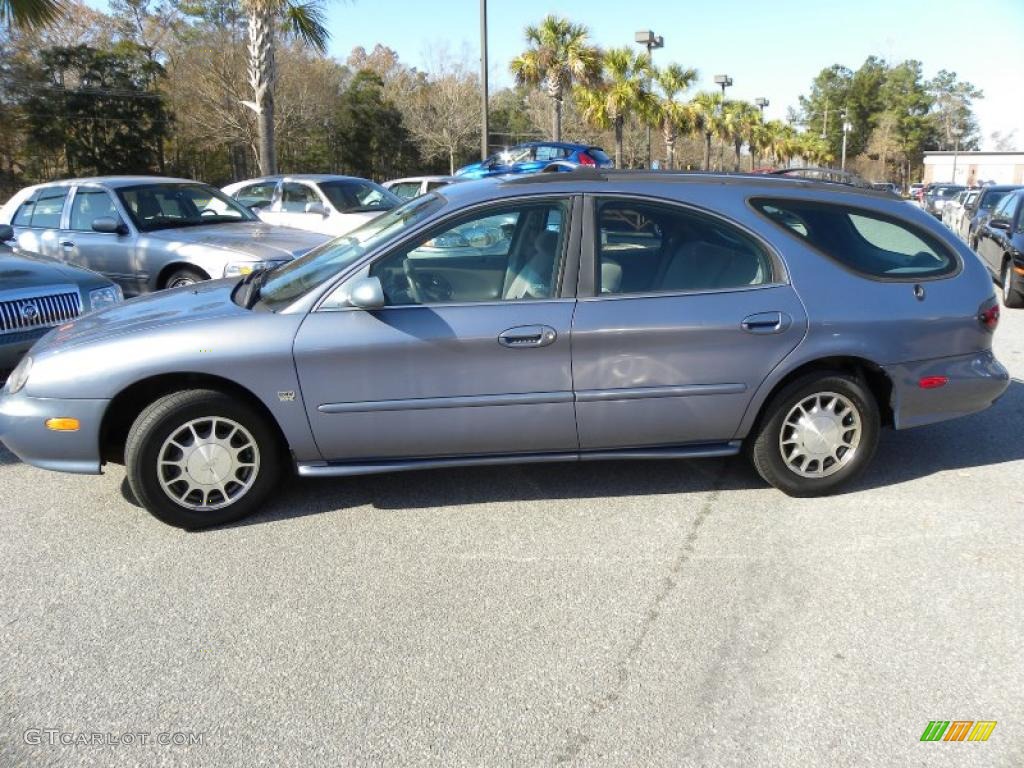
752 198 957 279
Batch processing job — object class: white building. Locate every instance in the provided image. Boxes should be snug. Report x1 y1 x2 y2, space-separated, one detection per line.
923 151 1024 186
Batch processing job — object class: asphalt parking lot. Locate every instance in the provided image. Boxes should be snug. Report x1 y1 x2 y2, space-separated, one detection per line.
1 307 1022 768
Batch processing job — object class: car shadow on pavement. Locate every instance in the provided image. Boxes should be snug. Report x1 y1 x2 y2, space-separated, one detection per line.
6 379 1023 529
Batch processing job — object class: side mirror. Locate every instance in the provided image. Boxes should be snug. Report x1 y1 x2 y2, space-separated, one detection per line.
0 223 13 242
343 276 385 309
305 202 327 216
990 219 1010 231
92 216 126 235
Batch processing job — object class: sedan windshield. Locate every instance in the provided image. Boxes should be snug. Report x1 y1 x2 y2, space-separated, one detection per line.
118 183 257 232
319 180 400 213
257 194 444 311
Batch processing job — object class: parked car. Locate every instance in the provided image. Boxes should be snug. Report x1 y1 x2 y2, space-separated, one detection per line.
950 189 981 240
0 171 1008 528
870 182 900 196
908 183 924 200
455 142 613 178
942 188 975 232
966 184 1022 249
383 176 460 201
922 184 965 218
0 223 122 382
223 175 400 237
0 177 330 296
975 187 1024 307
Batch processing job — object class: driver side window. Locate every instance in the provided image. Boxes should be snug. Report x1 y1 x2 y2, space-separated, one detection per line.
281 183 320 213
369 201 569 306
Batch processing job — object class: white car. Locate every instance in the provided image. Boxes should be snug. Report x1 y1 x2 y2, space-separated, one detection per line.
382 175 460 201
223 175 400 237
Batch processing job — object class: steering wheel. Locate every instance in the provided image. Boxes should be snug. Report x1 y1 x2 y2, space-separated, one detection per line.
403 261 452 303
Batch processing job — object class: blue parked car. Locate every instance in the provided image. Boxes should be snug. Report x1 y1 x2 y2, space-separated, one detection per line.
455 141 613 178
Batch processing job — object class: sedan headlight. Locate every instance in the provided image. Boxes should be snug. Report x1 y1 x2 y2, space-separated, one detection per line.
89 284 123 310
5 355 32 395
224 261 262 278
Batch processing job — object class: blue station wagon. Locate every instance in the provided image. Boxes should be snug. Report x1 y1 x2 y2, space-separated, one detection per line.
0 170 1009 528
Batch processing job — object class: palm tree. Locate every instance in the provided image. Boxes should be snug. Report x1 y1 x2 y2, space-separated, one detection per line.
763 120 798 167
240 0 330 176
723 101 761 172
510 15 601 143
688 91 721 171
653 63 698 170
575 47 655 168
1 0 64 28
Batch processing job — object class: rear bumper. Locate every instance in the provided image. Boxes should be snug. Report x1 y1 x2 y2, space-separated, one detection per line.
0 392 107 474
885 349 1009 430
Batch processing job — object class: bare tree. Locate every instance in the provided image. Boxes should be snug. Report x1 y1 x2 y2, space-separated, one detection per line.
400 48 479 174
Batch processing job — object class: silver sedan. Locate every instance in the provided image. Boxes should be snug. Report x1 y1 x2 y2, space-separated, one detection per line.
0 177 331 296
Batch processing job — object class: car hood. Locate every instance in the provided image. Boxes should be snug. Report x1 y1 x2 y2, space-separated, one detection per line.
0 246 106 292
32 278 245 356
145 222 330 259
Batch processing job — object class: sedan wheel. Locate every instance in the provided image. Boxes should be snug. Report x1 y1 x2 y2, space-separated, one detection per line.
1002 260 1024 309
163 267 207 290
751 372 879 497
126 389 281 528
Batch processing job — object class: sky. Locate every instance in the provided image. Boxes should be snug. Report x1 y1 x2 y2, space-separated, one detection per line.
318 0 1024 150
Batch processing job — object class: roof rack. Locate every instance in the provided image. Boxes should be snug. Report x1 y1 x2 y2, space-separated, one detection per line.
501 166 608 184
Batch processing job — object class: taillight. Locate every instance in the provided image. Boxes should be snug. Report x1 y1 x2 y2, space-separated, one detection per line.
577 152 596 166
978 301 1000 331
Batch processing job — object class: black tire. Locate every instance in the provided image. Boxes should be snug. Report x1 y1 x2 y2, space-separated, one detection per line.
1001 259 1024 309
125 389 282 528
162 267 208 290
750 372 880 497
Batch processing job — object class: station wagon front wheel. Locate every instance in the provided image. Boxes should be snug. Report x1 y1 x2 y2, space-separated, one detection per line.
750 373 880 497
125 389 282 528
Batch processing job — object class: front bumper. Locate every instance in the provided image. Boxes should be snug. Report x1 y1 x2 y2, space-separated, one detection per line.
0 392 108 474
885 349 1009 430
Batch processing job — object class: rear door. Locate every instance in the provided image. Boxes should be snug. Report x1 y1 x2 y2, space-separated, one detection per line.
292 195 582 461
571 195 807 450
12 186 68 260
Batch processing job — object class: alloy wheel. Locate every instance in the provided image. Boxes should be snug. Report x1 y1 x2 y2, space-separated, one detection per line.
157 416 260 511
779 392 862 478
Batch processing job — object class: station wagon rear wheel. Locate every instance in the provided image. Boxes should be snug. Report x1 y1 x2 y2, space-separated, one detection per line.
125 389 282 528
750 372 879 497
1001 260 1024 309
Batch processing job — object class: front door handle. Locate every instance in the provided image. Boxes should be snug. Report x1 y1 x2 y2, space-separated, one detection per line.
61 241 75 249
498 325 557 348
741 311 791 334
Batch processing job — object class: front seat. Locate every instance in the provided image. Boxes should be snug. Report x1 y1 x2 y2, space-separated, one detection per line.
505 229 560 300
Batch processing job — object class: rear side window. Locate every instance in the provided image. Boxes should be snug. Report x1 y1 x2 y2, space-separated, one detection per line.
15 187 68 228
752 199 957 279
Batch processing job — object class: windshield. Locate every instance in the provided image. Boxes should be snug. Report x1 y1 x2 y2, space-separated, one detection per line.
319 180 400 213
934 186 964 199
257 194 444 311
117 184 256 232
981 190 1011 211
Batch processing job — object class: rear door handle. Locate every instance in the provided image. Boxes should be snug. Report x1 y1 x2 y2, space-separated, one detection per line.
498 325 557 348
741 311 791 334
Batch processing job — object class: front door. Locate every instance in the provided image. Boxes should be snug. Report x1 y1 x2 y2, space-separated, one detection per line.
61 186 140 292
571 196 807 450
275 181 329 233
293 196 581 461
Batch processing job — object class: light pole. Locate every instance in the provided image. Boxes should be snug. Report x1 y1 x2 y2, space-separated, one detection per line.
840 116 851 171
635 30 663 169
951 127 962 184
713 74 732 171
479 0 489 161
753 98 769 170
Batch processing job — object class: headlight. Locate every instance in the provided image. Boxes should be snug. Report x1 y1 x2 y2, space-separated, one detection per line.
224 261 263 278
5 355 32 394
88 285 123 310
